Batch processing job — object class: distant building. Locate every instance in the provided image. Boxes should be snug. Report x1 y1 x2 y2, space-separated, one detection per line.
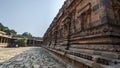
8 36 19 47
0 31 12 47
27 37 43 46
9 36 43 47
43 0 120 68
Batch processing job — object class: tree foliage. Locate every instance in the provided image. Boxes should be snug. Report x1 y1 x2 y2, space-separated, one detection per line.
0 23 17 35
0 23 5 31
22 32 32 38
0 23 33 39
16 34 23 38
9 29 17 35
15 38 28 46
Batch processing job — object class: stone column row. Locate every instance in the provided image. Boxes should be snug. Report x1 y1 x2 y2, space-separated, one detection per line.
27 40 35 46
0 37 10 44
27 39 42 46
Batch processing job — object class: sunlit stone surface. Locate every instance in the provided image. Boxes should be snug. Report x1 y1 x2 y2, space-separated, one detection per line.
0 47 66 68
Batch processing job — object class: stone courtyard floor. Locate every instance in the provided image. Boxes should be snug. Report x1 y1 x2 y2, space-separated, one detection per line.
0 47 32 63
0 47 66 68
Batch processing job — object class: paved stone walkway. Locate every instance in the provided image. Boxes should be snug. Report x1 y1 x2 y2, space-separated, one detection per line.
0 47 66 68
0 47 32 63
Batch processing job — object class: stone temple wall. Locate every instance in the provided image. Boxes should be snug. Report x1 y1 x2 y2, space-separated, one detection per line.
43 0 120 68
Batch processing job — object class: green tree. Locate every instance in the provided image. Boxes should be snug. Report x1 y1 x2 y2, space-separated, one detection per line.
22 32 32 37
9 29 17 35
4 29 17 35
0 23 5 31
16 34 23 38
0 23 17 35
4 27 11 35
15 38 28 47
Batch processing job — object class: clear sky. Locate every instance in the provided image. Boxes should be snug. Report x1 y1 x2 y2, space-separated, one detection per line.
0 0 65 37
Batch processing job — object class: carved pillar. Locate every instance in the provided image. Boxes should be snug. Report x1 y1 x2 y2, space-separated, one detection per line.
8 38 9 43
4 38 6 43
5 38 8 43
64 24 67 39
2 37 4 43
0 37 1 43
53 26 58 48
5 38 7 43
33 40 35 46
29 40 32 46
66 16 71 50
